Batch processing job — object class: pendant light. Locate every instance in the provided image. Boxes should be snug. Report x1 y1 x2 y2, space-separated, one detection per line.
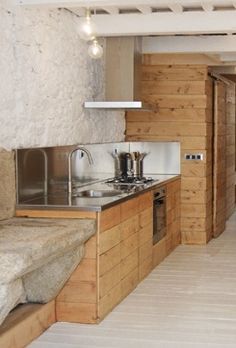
88 39 103 59
77 8 96 41
78 8 103 59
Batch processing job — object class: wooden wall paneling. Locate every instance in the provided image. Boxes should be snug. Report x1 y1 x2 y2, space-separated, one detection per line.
126 108 208 123
141 64 208 81
225 83 236 218
213 80 227 238
142 53 224 66
126 62 213 244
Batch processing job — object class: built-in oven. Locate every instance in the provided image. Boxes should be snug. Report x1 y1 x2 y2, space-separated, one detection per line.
153 186 166 245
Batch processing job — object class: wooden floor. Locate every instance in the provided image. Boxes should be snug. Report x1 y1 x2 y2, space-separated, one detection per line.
29 211 236 348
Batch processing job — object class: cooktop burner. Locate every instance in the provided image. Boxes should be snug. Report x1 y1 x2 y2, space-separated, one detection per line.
106 176 154 185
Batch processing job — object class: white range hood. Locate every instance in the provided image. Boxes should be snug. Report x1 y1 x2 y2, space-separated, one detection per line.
84 37 149 110
84 101 144 109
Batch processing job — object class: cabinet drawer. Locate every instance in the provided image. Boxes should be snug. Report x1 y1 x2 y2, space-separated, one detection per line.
139 223 153 246
139 191 152 212
99 225 120 255
121 267 139 299
121 197 139 222
100 205 121 232
121 249 139 279
99 264 120 299
120 215 139 241
99 283 121 319
121 232 138 260
99 244 121 276
139 256 152 281
140 207 153 228
139 238 152 263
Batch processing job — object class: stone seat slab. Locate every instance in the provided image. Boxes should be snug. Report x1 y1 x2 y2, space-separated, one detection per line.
0 218 96 284
0 217 96 326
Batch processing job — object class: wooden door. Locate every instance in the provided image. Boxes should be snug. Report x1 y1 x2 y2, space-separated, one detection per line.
213 80 226 238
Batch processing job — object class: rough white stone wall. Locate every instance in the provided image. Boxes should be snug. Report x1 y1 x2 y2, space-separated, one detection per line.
0 0 125 150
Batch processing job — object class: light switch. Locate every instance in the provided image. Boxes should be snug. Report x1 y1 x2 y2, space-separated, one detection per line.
185 153 204 161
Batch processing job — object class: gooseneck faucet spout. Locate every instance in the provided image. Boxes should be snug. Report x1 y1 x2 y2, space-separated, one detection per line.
68 146 93 193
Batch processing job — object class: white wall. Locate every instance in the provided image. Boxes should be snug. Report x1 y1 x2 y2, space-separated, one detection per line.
0 0 125 150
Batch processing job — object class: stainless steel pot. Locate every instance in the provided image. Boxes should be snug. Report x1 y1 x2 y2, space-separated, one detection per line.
130 152 147 177
112 151 148 178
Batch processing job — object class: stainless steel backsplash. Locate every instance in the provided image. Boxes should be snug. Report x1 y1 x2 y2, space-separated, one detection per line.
16 141 180 203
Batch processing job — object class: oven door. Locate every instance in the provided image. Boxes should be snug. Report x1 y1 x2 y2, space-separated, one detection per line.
153 195 166 245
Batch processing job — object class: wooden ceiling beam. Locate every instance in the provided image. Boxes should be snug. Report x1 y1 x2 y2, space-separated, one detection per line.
88 11 236 36
16 0 235 9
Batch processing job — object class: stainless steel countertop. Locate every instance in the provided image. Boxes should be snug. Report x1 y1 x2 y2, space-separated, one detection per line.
16 174 180 212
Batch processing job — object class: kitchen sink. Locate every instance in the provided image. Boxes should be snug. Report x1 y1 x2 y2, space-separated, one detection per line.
74 189 123 198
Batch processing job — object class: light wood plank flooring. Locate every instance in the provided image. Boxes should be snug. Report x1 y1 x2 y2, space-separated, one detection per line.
29 211 236 348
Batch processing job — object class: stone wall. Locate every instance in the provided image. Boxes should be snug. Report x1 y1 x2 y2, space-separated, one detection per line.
0 0 125 150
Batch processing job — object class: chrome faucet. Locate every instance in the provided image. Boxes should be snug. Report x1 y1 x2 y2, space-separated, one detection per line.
68 146 93 193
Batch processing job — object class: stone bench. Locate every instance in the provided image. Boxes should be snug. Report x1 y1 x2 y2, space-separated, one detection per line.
0 148 96 326
0 217 96 326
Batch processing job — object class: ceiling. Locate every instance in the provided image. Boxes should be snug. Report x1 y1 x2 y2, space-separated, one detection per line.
17 0 236 68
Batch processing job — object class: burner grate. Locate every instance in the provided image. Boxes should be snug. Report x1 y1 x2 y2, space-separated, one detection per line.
106 176 154 185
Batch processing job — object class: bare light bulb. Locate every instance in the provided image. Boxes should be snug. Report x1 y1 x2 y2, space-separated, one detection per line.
88 39 103 59
78 9 96 41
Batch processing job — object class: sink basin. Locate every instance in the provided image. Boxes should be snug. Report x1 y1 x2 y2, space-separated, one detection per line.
74 189 122 198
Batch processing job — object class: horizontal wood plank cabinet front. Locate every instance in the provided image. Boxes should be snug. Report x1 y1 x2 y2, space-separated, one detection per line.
55 178 181 324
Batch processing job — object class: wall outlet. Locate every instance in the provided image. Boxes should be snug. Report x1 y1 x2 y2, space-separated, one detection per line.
185 153 204 161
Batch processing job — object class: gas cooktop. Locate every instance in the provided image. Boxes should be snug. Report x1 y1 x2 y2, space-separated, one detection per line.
105 176 154 185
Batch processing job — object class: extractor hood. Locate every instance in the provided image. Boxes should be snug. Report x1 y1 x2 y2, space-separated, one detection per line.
84 37 149 110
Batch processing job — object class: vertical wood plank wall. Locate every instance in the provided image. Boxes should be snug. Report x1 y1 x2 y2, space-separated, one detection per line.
126 58 213 244
213 81 226 238
226 83 236 218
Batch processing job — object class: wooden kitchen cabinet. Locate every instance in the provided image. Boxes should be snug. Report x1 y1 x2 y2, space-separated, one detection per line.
98 191 152 320
19 177 180 324
56 189 154 324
